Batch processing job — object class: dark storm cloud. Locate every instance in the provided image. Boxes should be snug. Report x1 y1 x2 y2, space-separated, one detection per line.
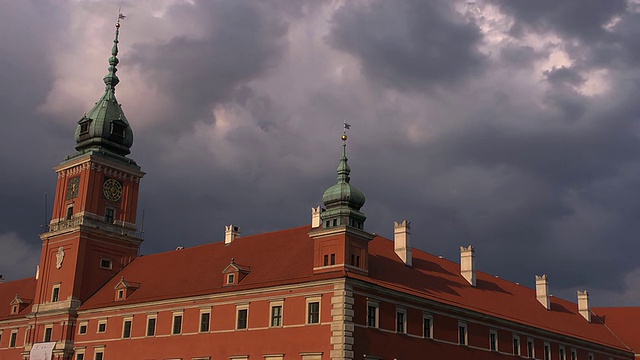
327 0 486 91
491 0 627 41
5 0 640 306
0 1 71 279
128 0 287 132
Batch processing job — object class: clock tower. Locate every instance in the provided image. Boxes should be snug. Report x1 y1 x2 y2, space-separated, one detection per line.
28 19 144 357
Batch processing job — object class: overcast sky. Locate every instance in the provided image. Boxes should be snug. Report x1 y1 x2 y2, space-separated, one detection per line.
3 0 640 307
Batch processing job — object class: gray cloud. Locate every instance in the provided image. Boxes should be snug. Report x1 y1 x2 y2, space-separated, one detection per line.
327 0 486 91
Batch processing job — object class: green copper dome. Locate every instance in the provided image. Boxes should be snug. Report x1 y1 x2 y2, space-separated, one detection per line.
320 135 367 229
74 21 133 157
322 143 366 210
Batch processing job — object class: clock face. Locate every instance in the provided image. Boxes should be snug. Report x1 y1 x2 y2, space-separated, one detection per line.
103 178 122 202
66 176 80 200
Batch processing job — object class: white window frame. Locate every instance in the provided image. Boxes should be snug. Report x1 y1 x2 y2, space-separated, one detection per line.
236 304 249 330
172 311 184 335
571 348 577 360
44 325 53 342
306 297 321 325
227 273 235 284
99 257 112 269
94 346 105 360
199 308 211 333
97 319 107 334
9 329 18 348
458 322 468 346
78 321 88 335
489 329 498 351
270 301 284 328
544 342 551 360
513 335 521 356
527 338 535 359
122 317 133 339
559 346 566 360
422 313 433 339
51 284 61 303
367 300 379 328
146 314 157 337
395 307 407 334
75 348 86 360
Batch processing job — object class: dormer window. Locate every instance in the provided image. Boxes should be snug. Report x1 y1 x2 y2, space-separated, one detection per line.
114 276 140 301
111 121 126 138
10 294 29 315
79 118 91 135
223 258 250 286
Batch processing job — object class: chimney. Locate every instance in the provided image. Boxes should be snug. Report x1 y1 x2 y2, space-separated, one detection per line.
577 290 591 322
225 225 241 245
460 245 476 286
535 275 550 310
311 206 322 228
394 220 412 266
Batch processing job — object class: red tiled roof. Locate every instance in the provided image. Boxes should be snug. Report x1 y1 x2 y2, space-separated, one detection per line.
81 226 340 309
594 307 640 353
357 237 629 350
79 225 629 351
0 277 36 321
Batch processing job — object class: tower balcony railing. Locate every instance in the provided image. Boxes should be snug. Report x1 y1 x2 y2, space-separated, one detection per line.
47 217 83 232
45 215 143 239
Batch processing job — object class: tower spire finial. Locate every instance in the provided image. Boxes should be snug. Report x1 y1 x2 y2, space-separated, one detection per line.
103 10 126 92
338 122 352 183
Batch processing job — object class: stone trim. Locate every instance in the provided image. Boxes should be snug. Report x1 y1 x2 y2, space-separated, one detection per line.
330 280 354 360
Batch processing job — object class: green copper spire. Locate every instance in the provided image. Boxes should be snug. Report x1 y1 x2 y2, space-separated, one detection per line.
321 131 367 229
74 17 134 158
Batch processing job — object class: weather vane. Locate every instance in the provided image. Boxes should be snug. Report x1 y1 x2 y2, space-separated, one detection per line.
117 6 126 27
342 121 351 141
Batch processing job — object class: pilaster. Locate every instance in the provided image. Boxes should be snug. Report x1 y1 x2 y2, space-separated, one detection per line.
330 280 354 360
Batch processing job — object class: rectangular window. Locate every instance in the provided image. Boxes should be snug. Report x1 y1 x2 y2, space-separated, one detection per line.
66 205 74 220
237 307 248 329
560 346 566 360
79 323 88 335
76 353 85 360
172 314 183 335
227 274 235 284
323 255 329 266
545 342 551 360
97 320 107 333
490 329 498 351
100 258 112 269
423 315 432 338
367 302 379 328
330 254 336 265
396 309 406 333
571 349 577 360
122 319 132 338
307 301 320 324
270 305 283 327
527 339 535 359
95 351 104 360
105 207 115 223
9 330 17 348
200 312 211 332
52 285 60 302
588 354 594 360
44 326 53 342
458 323 468 345
147 317 156 336
513 336 521 356
117 289 124 299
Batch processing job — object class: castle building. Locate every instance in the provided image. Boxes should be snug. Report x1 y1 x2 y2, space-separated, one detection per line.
0 20 638 360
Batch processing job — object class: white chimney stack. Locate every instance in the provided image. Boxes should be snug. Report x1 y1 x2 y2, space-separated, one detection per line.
311 207 322 228
394 220 412 266
535 275 550 310
578 290 591 322
225 225 241 245
460 245 476 286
